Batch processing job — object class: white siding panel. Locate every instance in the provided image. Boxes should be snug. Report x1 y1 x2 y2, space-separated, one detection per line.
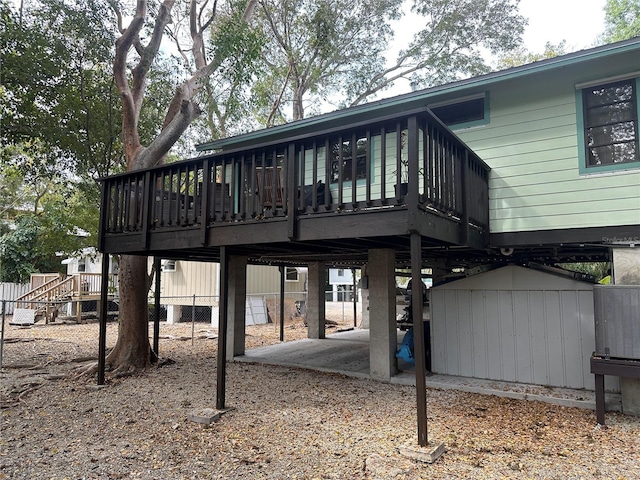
513 291 533 384
471 291 488 379
485 291 503 380
499 291 517 382
545 291 566 387
457 290 474 378
530 291 548 385
444 289 461 375
561 292 584 389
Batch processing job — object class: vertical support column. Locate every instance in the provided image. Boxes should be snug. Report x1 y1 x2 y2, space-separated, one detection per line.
368 249 397 381
279 265 285 342
411 232 428 447
306 262 326 339
360 264 370 329
352 267 357 328
153 257 161 356
227 255 248 361
216 247 229 410
97 254 110 385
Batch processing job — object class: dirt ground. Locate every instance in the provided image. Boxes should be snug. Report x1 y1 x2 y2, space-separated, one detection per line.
1 308 640 479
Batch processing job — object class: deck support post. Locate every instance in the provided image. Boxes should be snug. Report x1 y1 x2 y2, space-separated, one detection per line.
368 248 397 381
227 255 248 360
410 231 428 447
279 265 285 342
216 247 229 410
153 257 161 356
306 262 325 339
97 254 109 385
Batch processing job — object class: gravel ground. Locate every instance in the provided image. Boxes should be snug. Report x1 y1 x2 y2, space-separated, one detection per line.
1 311 640 479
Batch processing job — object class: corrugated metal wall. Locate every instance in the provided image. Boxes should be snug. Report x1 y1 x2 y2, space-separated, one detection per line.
0 283 30 314
430 265 619 392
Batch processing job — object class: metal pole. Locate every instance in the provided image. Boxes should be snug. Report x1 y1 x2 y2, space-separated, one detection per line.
352 268 357 327
216 247 229 410
191 294 196 346
97 254 110 385
411 231 428 446
153 257 161 356
279 266 285 342
0 300 6 369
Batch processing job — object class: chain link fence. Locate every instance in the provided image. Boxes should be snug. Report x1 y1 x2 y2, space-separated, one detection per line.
0 292 360 369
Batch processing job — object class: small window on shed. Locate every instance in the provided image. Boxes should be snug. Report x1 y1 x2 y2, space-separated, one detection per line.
285 267 298 282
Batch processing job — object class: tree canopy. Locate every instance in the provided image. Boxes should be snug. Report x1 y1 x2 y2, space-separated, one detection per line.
603 0 640 42
251 0 527 123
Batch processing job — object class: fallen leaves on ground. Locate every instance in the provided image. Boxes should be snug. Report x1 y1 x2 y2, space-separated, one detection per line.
1 314 639 479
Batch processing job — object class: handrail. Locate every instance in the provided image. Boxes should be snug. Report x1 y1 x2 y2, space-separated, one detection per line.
16 274 64 302
99 108 490 245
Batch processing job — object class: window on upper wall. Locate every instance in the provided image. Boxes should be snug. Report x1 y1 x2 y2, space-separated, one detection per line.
330 137 368 183
285 267 298 282
429 94 488 128
582 79 639 169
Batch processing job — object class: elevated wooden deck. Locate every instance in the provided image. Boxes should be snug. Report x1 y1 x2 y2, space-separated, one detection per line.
99 110 490 265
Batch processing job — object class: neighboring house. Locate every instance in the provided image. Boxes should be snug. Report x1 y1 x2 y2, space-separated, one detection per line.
63 250 306 324
327 268 357 302
97 39 640 404
157 260 306 324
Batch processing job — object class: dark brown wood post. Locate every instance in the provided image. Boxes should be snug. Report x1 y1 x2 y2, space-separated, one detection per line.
216 247 229 410
407 116 420 231
411 231 428 446
97 254 110 385
153 257 161 357
279 265 285 342
595 373 605 425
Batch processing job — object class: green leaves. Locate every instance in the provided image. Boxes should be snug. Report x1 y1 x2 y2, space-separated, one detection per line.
603 0 640 42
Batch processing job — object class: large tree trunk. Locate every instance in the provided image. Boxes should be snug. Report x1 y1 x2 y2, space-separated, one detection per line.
105 254 155 373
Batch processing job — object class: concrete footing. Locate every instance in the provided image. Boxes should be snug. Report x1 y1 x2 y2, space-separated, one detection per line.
398 442 445 463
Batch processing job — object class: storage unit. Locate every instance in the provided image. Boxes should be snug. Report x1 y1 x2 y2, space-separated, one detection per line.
430 265 619 391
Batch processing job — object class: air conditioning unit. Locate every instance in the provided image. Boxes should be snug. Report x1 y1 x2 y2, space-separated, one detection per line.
161 259 177 272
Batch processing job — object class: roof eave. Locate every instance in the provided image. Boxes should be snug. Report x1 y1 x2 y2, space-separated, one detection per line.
196 38 640 153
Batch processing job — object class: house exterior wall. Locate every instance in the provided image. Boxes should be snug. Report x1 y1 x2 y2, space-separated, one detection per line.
450 51 640 234
158 261 306 305
430 265 620 392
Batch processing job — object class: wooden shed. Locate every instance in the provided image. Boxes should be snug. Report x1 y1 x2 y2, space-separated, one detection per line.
430 265 620 392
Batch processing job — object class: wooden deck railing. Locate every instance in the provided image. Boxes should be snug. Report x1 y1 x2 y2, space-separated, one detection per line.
100 109 490 248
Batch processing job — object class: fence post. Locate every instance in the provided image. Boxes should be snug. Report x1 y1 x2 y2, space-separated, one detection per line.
0 300 6 369
191 294 196 346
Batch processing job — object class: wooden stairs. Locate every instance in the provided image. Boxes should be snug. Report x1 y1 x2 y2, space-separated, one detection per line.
12 273 117 324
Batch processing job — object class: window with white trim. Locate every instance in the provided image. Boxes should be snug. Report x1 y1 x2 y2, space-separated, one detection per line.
285 267 298 282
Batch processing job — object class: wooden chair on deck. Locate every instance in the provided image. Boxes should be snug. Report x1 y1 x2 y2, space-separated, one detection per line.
256 166 284 209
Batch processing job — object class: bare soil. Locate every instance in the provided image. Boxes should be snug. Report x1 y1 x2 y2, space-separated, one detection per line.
1 310 640 479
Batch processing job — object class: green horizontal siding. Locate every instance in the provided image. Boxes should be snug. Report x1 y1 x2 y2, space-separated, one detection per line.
454 56 640 234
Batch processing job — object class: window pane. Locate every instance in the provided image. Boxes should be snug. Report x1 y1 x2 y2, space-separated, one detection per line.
588 141 638 166
587 102 635 126
330 137 367 183
432 97 485 126
587 121 637 146
586 83 633 107
285 267 298 281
